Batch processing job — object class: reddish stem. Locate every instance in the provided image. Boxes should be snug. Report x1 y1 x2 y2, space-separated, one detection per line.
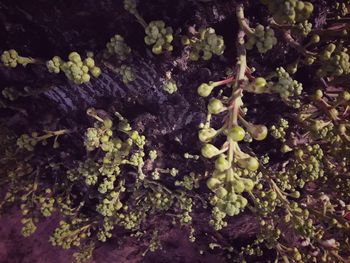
215 76 235 86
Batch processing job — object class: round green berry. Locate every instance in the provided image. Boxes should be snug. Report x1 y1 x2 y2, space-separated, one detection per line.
207 99 225 114
201 144 220 159
197 83 214 97
227 126 245 142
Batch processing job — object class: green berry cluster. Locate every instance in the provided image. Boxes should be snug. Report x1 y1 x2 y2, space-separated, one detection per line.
84 118 113 151
317 43 350 77
50 220 90 249
270 118 289 142
175 172 200 191
294 20 312 36
115 209 144 230
310 120 341 144
123 0 137 15
245 25 277 53
148 150 158 161
254 188 281 216
46 56 62 73
3 2 350 262
117 64 136 84
69 159 99 185
182 27 225 61
271 67 303 108
56 197 77 216
17 130 67 151
97 218 114 242
38 189 55 217
260 0 314 24
148 189 173 211
163 79 177 94
333 1 349 17
177 195 193 225
144 20 174 54
21 217 37 237
105 34 131 61
73 245 94 263
1 49 35 68
293 145 324 183
17 133 37 151
256 220 281 249
96 191 123 217
239 242 264 259
148 230 162 252
207 167 254 219
273 144 324 193
47 52 101 84
209 207 227 230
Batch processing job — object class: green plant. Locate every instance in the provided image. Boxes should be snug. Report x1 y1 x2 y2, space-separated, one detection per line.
245 24 278 53
1 108 198 261
1 1 350 263
124 0 174 54
144 21 174 54
1 50 102 84
104 34 132 61
163 78 177 94
182 27 225 60
260 0 313 24
47 52 102 84
1 49 37 67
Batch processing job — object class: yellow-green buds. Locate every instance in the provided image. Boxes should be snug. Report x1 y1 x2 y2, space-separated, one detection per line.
212 170 226 181
295 149 304 159
118 64 135 84
241 178 255 192
207 177 221 190
338 124 346 135
198 128 217 143
310 34 320 44
106 34 131 61
1 49 19 67
290 191 300 198
293 248 302 261
197 83 215 97
254 77 267 89
248 124 268 141
287 61 298 74
215 187 228 199
144 20 174 54
341 91 350 101
47 56 62 74
304 56 315 65
311 120 325 131
163 79 177 94
215 154 230 172
232 179 245 193
237 157 259 171
90 66 102 78
1 49 34 68
184 27 225 61
249 77 268 93
50 52 101 84
207 99 225 114
281 144 293 153
201 144 221 159
227 126 245 142
314 89 323 100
